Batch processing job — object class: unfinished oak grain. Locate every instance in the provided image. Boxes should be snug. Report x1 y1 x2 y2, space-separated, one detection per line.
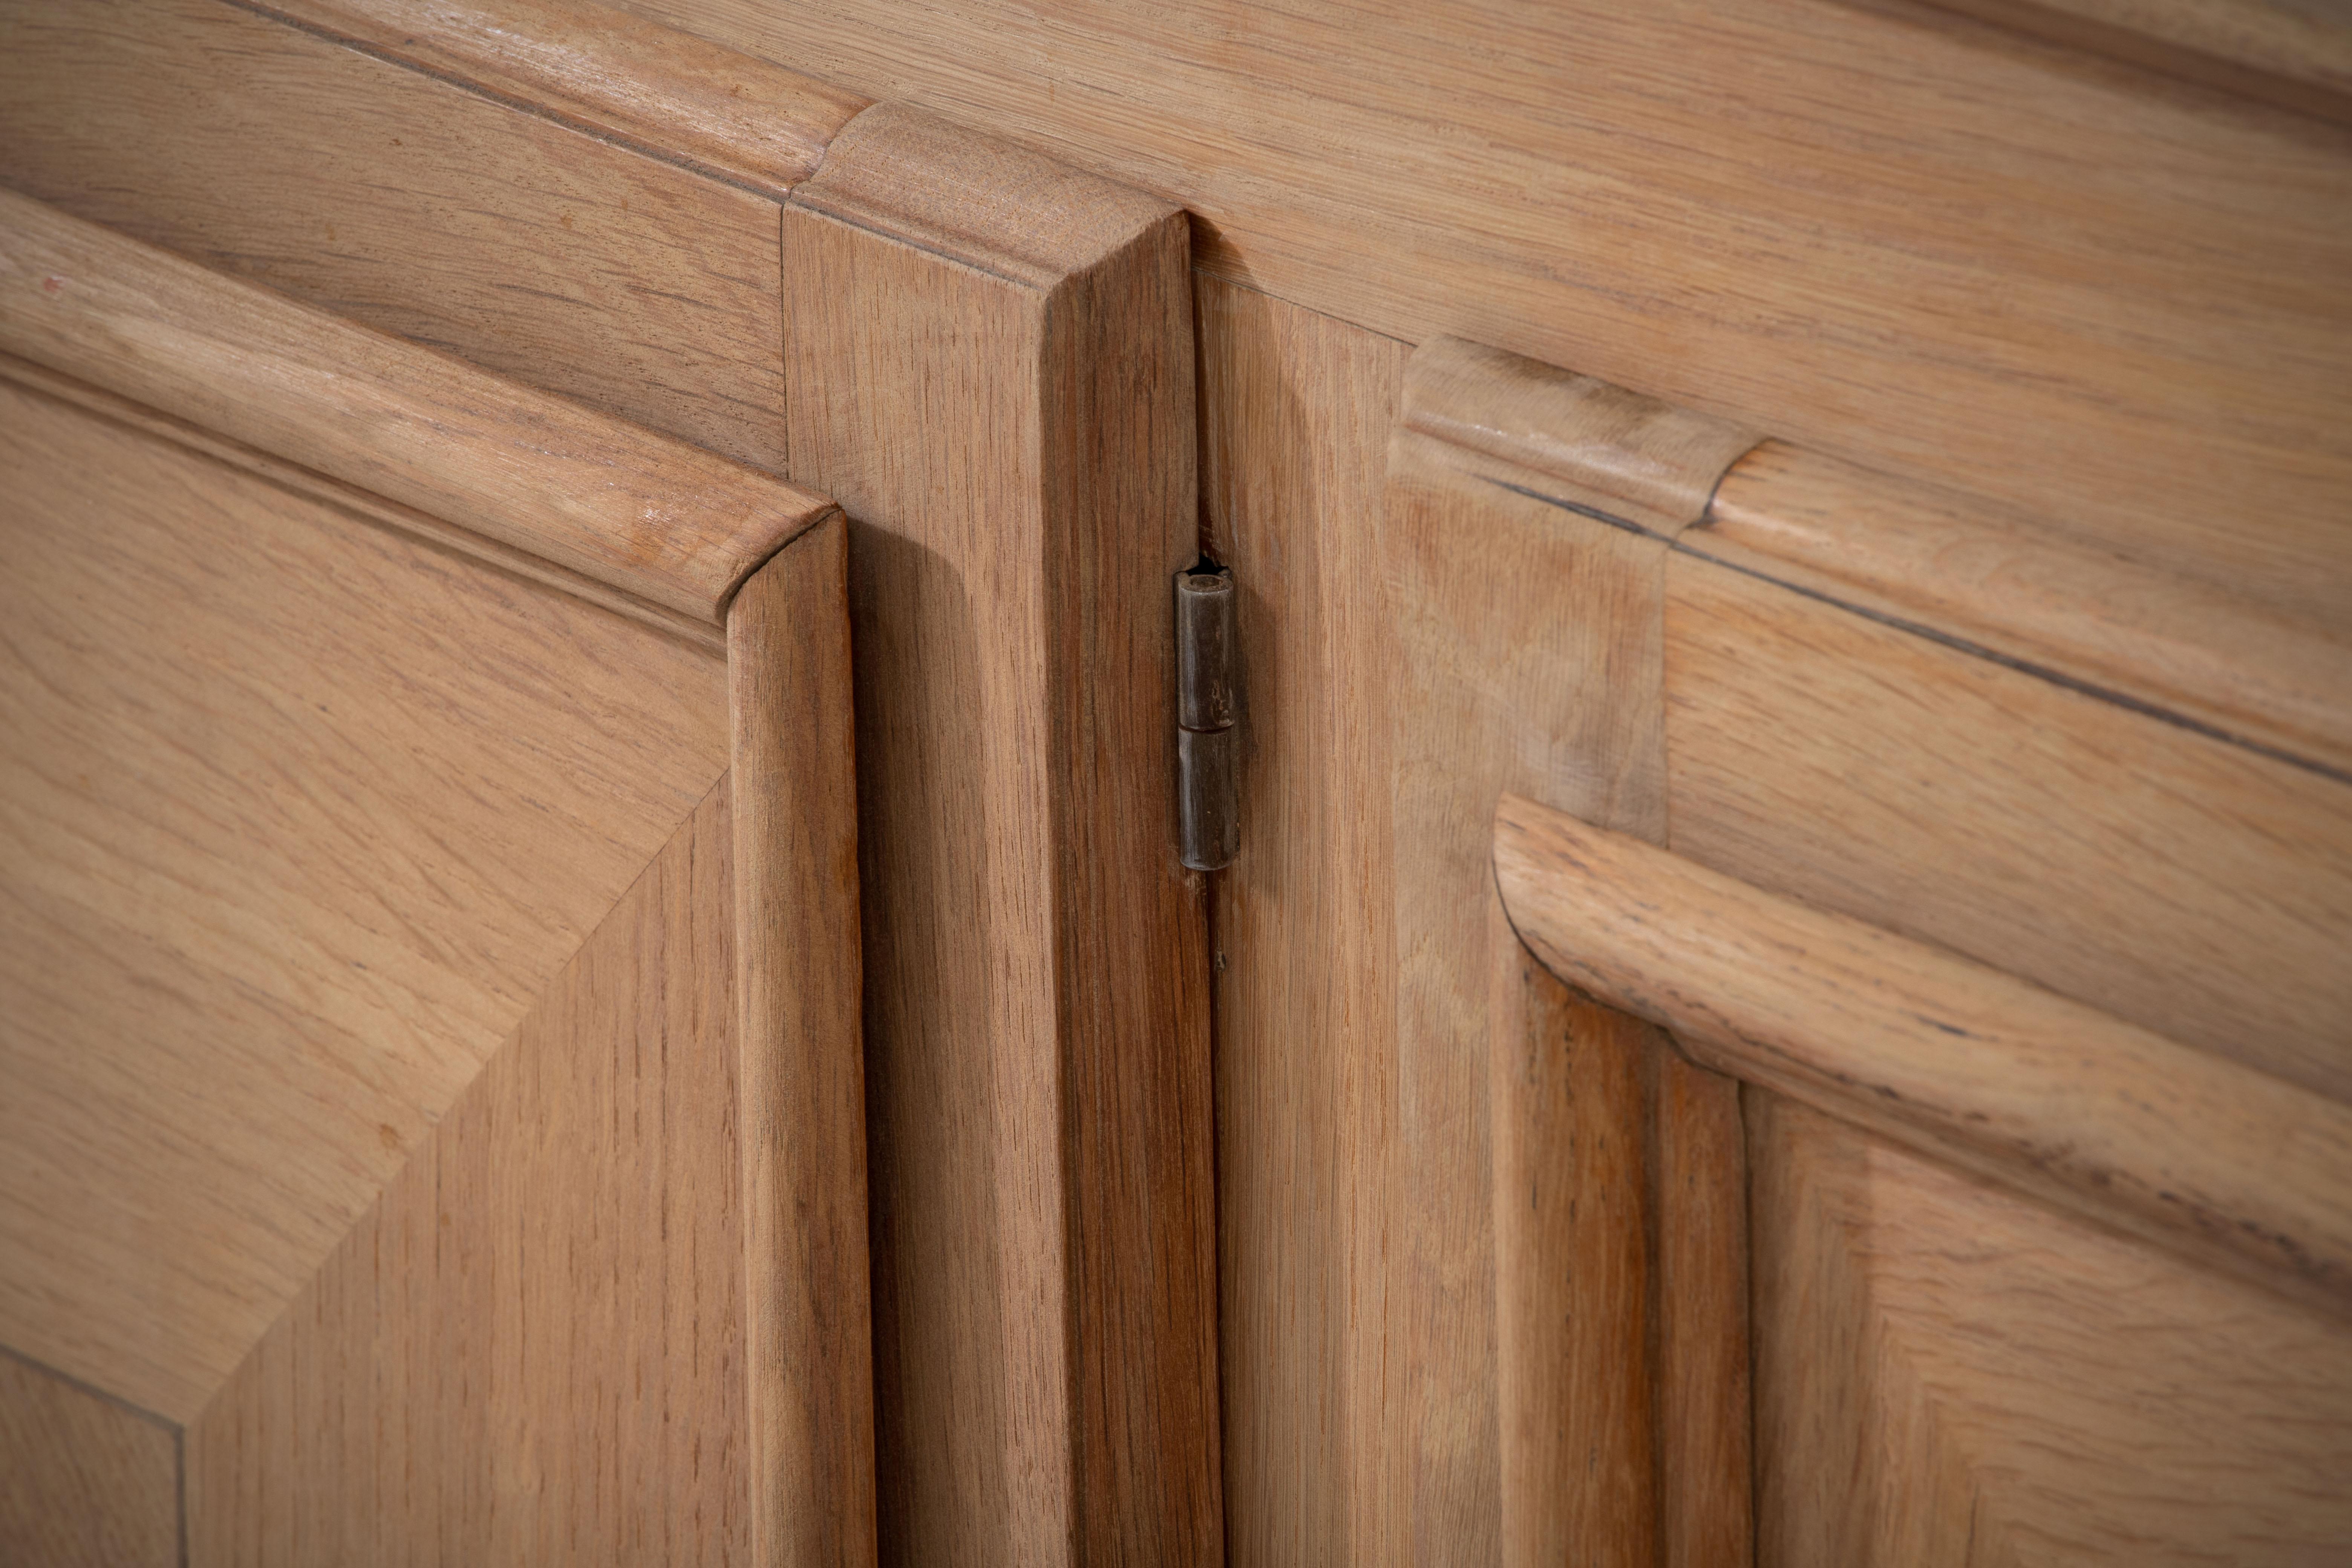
1922 0 2352 123
1494 790 2352 1312
188 783 750 1566
0 188 835 625
1664 551 2352 1104
0 1349 180 1568
1381 337 1747 1551
1698 439 2352 779
266 0 866 199
0 0 791 469
783 102 1216 1564
1750 1093 2352 1565
0 374 732 1420
625 0 2352 627
1194 277 1409 1568
1488 916 1659 1568
727 516 875 1568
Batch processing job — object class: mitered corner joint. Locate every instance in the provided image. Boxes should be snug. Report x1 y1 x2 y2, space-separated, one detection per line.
1176 565 1238 871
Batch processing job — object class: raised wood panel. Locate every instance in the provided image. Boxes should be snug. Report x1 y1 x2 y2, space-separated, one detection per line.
1751 1093 2352 1565
0 0 790 469
0 372 731 1419
1193 275 1407 1566
624 0 2352 627
187 782 748 1566
1664 551 2352 1102
782 103 1216 1563
0 1349 180 1568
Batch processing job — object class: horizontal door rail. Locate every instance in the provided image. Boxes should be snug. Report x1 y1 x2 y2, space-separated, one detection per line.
0 187 835 628
1493 790 2352 1314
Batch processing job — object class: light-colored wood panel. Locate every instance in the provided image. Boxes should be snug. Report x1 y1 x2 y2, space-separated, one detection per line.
625 0 2352 626
0 1349 179 1568
1701 439 2352 779
1381 337 1737 1553
0 188 834 625
0 0 790 470
783 103 1217 1562
1488 917 1753 1568
1489 917 1658 1568
188 782 748 1566
2 351 724 648
1194 275 1407 1568
271 0 865 199
1923 0 2352 122
1495 790 2352 1313
0 377 730 1419
1751 1093 2352 1565
726 516 875 1567
1664 551 2352 1103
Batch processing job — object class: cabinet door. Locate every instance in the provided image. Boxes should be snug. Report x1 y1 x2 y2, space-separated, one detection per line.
1495 794 2352 1565
0 189 872 1566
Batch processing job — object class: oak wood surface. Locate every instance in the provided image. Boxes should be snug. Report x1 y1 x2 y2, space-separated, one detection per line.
727 516 875 1568
782 103 1217 1563
1487 927 1757 1568
1380 336 1745 1553
1751 1093 2352 1565
624 0 2352 628
0 1349 180 1568
1664 552 2352 1104
1494 791 2352 1312
0 188 835 625
1923 0 2352 121
0 372 731 1421
1489 921 1660 1568
266 0 866 199
0 0 792 469
1193 276 1408 1568
187 783 749 1566
1700 439 2352 779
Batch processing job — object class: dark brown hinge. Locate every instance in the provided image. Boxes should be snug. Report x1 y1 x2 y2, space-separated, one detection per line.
1176 566 1238 870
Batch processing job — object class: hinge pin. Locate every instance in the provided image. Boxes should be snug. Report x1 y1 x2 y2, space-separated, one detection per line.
1176 567 1238 870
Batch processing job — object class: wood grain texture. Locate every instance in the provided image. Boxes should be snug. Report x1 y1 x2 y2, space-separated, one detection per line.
266 0 866 198
727 516 875 1568
2 351 724 649
0 1349 180 1568
1750 1092 2352 1565
187 782 749 1567
1488 917 1752 1568
783 103 1216 1563
0 187 834 625
1923 0 2352 122
1489 916 1659 1568
0 374 730 1420
1664 551 2352 1104
0 0 790 470
1381 336 1742 1553
1193 276 1407 1568
1700 439 2352 779
624 0 2352 626
1494 790 2352 1312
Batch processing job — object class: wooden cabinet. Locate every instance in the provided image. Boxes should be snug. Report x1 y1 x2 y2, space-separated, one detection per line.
3 0 2346 1562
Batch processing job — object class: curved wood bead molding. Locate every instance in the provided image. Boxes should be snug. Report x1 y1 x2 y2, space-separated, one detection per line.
1493 790 2352 1315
